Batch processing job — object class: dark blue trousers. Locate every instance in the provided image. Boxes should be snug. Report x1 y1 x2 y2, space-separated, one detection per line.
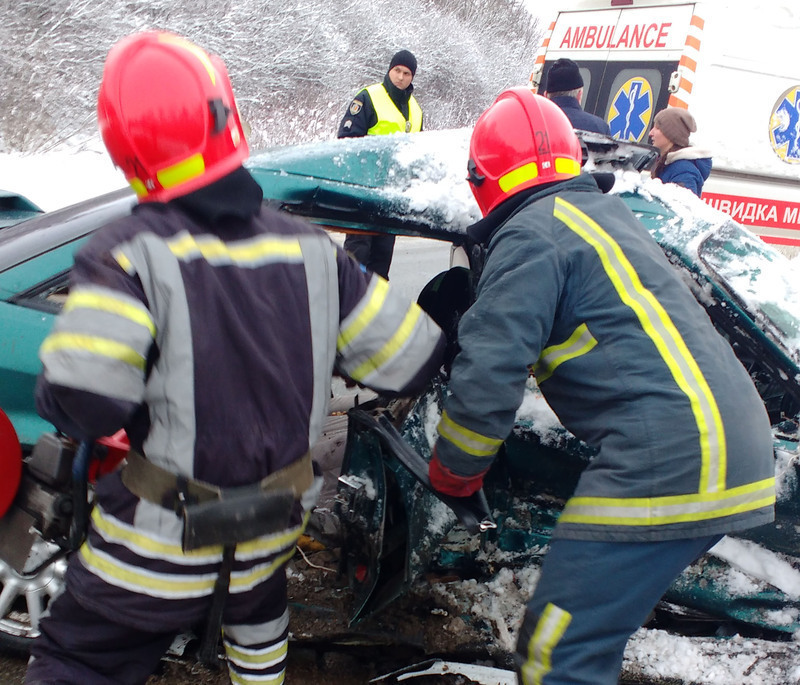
25 587 175 685
514 535 722 685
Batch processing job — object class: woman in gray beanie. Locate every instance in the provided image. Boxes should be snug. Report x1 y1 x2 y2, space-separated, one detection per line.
649 107 712 196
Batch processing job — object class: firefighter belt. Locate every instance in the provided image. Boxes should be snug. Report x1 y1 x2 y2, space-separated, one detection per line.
121 450 314 551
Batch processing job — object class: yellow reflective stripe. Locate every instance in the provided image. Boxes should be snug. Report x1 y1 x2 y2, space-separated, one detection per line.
229 669 285 685
81 509 308 599
338 278 390 349
553 197 726 493
79 543 217 597
348 303 422 380
113 248 135 275
499 162 539 193
41 332 145 370
157 153 205 190
560 477 776 526
521 603 571 685
534 323 597 384
64 291 156 337
554 157 581 176
230 544 297 593
225 638 288 666
437 410 503 458
168 232 303 264
129 178 147 198
90 506 222 560
91 503 307 563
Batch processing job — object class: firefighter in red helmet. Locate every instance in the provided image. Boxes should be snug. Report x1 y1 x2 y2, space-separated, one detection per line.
27 32 444 684
428 88 774 684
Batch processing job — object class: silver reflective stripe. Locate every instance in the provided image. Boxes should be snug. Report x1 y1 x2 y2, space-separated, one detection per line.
560 477 776 527
554 197 726 494
338 276 441 391
167 231 304 268
116 232 197 476
39 284 154 402
40 337 146 403
81 504 308 600
534 323 597 384
521 602 572 685
300 235 339 448
224 609 289 646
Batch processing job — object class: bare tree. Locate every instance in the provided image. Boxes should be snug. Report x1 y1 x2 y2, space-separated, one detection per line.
0 0 541 153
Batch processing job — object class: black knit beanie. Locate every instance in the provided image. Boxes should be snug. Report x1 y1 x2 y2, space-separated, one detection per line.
389 50 417 77
545 58 583 93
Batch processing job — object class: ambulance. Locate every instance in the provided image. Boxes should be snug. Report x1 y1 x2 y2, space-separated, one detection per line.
530 0 800 250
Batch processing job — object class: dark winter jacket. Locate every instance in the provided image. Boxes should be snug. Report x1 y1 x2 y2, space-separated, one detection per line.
337 73 422 138
549 95 611 135
654 147 712 196
435 174 775 543
35 167 445 629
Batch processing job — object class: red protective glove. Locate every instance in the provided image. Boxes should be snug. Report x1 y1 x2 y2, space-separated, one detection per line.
428 450 488 498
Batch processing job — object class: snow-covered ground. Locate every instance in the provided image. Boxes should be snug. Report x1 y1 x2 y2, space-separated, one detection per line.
3 145 800 684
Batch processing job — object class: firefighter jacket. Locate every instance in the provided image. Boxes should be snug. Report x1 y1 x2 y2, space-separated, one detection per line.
35 168 445 629
337 73 422 138
435 174 775 543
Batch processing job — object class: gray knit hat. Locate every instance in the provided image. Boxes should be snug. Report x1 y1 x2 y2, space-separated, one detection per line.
654 107 697 147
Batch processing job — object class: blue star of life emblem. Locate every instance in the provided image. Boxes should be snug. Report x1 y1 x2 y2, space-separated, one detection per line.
609 78 653 142
770 87 800 164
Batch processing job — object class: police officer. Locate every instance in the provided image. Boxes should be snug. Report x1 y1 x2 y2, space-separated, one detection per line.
428 88 774 684
338 49 423 280
26 32 444 685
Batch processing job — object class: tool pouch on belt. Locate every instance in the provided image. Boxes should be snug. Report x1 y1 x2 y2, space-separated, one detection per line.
122 451 314 551
181 487 294 551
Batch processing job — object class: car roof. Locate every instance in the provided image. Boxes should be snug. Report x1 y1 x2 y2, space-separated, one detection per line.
0 188 135 274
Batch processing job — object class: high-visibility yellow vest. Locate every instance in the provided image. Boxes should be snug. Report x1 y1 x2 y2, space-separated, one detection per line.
365 83 422 135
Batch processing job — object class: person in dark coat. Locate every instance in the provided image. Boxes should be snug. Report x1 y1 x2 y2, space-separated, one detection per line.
543 57 611 135
427 88 774 685
25 32 444 685
649 107 712 196
338 49 423 279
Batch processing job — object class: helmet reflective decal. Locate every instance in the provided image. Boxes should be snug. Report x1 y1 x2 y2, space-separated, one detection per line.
769 86 800 164
468 88 581 216
609 77 654 142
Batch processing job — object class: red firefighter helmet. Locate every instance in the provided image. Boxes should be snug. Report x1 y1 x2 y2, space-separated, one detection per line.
97 31 249 203
467 87 582 216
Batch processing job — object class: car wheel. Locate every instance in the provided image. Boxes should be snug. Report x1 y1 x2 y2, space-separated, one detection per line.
0 538 67 654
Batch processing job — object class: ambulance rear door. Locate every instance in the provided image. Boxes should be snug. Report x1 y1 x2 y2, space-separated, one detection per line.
538 2 697 141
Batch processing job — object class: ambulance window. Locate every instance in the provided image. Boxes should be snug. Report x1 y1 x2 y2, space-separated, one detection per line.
604 69 663 143
578 68 592 109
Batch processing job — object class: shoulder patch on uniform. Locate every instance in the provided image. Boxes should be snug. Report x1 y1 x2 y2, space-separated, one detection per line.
349 100 363 116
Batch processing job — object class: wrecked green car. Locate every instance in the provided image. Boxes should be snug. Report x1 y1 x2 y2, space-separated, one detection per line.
2 129 800 683
248 129 800 681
